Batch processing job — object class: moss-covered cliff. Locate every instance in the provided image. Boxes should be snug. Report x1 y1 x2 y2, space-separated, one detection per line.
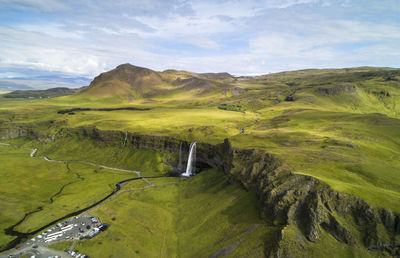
219 139 400 257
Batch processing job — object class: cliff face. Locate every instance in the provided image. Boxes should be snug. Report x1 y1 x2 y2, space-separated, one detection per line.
0 127 29 139
1 125 399 256
0 121 65 141
53 127 400 256
218 139 400 257
64 127 224 170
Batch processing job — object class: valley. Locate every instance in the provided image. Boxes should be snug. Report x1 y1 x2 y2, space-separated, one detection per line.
0 65 399 257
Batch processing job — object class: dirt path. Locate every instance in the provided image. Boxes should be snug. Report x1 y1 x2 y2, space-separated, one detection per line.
0 141 185 252
68 239 78 252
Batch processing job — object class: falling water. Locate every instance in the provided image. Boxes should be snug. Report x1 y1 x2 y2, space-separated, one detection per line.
178 142 183 171
123 131 128 147
182 141 197 177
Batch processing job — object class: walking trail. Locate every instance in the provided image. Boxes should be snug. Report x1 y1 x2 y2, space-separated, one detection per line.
0 141 185 252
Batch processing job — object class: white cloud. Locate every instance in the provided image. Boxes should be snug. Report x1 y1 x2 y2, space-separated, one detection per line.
183 37 219 49
0 0 68 12
265 0 321 9
0 0 399 79
248 19 400 59
0 26 109 77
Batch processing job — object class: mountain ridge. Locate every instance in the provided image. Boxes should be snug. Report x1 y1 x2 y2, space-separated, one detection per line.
79 63 242 101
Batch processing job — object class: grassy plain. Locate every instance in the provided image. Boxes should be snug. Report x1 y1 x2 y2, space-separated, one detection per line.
51 168 274 257
49 168 385 258
0 143 135 248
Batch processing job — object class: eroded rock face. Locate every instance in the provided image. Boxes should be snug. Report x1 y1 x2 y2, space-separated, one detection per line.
0 128 28 139
315 84 356 96
218 139 400 256
61 127 223 170
0 120 65 142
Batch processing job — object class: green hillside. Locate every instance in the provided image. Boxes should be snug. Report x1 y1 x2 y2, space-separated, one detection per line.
75 63 241 104
0 65 399 257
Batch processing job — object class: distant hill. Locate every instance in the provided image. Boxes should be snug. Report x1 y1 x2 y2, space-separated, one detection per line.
3 87 83 99
0 76 91 91
79 63 242 101
72 64 400 112
197 72 235 82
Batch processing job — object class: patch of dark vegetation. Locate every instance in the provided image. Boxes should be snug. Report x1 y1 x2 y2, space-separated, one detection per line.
286 82 298 87
218 103 243 112
284 95 295 101
57 107 150 114
384 76 399 81
370 90 391 97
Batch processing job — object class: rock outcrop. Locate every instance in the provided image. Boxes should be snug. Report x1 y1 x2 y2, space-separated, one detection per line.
218 139 400 256
60 127 223 171
0 127 29 139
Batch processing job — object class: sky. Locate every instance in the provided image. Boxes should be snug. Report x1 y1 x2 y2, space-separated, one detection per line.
0 0 399 84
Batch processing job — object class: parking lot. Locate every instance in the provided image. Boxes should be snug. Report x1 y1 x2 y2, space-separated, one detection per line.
28 215 103 246
2 214 107 258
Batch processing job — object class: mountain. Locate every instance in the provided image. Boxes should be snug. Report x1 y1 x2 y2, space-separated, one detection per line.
79 63 241 101
81 64 163 99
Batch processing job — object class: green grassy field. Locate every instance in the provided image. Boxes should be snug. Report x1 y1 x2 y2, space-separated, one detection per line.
1 67 399 256
2 68 398 213
34 134 172 176
0 143 136 248
50 168 276 257
49 168 385 258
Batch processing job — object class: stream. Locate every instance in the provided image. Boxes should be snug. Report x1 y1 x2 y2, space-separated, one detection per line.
1 176 142 252
0 143 178 252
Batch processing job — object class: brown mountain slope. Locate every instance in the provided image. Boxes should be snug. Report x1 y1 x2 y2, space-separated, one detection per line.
79 63 243 101
80 63 164 99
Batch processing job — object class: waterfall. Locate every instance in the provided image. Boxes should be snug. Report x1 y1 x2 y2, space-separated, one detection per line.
123 132 128 147
182 141 197 177
178 142 183 170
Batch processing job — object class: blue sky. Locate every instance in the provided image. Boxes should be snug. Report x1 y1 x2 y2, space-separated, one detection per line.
0 0 399 81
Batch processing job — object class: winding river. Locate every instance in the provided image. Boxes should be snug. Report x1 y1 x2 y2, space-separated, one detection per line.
1 176 142 252
0 143 175 252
